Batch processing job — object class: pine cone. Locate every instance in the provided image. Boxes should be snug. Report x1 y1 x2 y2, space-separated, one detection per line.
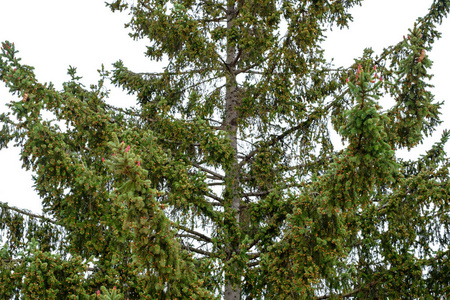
418 49 426 63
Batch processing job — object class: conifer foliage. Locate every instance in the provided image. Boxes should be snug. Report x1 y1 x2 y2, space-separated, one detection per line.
1 0 450 299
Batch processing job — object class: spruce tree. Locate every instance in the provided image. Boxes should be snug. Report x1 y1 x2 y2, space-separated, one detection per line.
1 0 450 299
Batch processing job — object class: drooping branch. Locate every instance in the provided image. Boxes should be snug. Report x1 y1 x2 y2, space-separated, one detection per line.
0 201 57 225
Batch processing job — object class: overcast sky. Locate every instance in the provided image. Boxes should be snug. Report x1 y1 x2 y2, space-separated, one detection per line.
1 0 449 214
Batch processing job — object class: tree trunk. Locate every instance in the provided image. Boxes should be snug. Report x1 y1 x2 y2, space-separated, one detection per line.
224 2 241 299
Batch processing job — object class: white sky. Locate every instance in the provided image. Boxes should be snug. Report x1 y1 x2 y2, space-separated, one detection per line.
0 0 449 214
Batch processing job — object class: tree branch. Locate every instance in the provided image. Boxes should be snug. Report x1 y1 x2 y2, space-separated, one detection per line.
205 192 224 203
135 69 209 76
316 281 379 300
191 162 224 180
242 182 301 197
247 260 260 267
180 244 212 257
207 182 224 186
175 224 213 243
176 233 211 243
0 202 57 225
239 98 341 169
235 61 265 75
197 17 227 23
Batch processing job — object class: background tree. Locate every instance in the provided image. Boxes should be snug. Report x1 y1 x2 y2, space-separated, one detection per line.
1 0 450 299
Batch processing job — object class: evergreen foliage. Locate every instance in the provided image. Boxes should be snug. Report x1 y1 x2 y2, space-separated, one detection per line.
1 0 450 298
